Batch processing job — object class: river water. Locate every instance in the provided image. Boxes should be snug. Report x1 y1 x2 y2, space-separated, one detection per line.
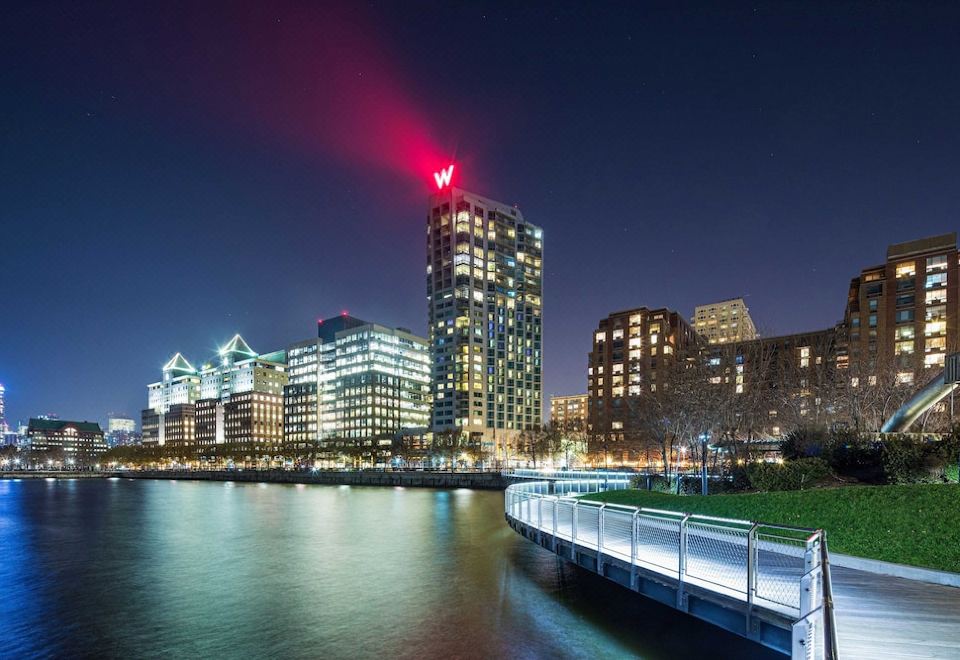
0 478 774 659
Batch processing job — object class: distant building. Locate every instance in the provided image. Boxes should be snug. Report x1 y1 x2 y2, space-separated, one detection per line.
285 315 432 464
427 180 543 462
707 326 842 436
27 418 107 466
143 335 287 450
587 307 701 461
284 315 368 452
550 394 588 429
0 383 6 435
843 233 959 388
143 353 200 447
105 414 139 447
194 335 287 449
692 297 758 345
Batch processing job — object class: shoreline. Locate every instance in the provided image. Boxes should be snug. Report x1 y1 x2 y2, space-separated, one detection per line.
1 469 510 490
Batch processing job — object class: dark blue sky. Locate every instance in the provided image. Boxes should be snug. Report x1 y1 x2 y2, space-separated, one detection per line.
3 2 960 427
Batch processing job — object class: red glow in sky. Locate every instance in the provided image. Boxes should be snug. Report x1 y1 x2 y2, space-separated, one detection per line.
180 6 455 189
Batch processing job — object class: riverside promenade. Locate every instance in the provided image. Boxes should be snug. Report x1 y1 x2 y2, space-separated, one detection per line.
506 477 960 659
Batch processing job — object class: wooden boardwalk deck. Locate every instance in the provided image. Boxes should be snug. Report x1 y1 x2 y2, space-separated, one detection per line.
832 566 960 658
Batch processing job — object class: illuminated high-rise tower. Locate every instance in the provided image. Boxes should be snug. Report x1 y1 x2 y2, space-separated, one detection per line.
0 383 7 434
426 166 543 462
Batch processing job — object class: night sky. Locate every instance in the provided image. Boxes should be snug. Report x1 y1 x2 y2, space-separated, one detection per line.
3 2 960 426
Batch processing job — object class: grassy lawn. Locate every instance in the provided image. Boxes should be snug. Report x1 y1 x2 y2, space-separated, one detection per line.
582 483 960 573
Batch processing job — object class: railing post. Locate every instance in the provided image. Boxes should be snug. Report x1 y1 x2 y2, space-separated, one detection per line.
677 514 689 610
597 504 606 573
572 500 579 546
746 523 759 634
820 530 840 660
553 495 559 551
630 509 640 590
804 533 819 574
537 494 543 532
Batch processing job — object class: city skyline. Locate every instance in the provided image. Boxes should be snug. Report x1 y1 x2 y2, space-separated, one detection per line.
4 3 960 423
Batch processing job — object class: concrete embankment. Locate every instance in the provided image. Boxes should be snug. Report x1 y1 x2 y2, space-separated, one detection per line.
1 471 109 479
118 469 510 490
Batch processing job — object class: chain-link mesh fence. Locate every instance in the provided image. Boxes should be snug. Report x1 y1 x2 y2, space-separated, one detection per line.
684 518 751 595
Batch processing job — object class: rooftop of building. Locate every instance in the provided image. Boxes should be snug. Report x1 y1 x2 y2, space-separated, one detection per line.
28 418 102 433
317 314 369 342
887 232 957 260
162 352 196 374
602 305 678 318
694 297 749 309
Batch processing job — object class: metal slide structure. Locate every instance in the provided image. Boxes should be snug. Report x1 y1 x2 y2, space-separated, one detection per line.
881 354 960 433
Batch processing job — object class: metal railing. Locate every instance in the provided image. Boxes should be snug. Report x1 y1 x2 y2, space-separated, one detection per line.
505 479 838 660
507 469 635 482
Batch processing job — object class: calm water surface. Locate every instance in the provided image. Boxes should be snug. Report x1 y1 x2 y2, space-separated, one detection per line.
0 479 774 659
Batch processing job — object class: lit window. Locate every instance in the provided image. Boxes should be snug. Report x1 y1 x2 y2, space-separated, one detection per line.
927 255 948 271
925 321 946 336
895 326 915 340
895 341 914 355
895 262 916 278
925 353 945 368
925 289 947 305
896 372 914 385
927 337 946 351
926 305 947 321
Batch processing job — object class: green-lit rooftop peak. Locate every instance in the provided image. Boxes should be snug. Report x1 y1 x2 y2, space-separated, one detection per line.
219 334 256 359
162 352 196 374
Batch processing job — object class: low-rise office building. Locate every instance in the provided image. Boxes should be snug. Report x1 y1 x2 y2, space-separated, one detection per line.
27 418 107 466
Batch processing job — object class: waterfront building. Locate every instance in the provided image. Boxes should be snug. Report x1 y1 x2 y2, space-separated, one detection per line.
284 337 322 451
550 394 588 429
587 306 701 443
283 315 367 453
284 315 431 464
194 335 286 449
426 172 543 463
105 414 139 447
0 383 6 435
692 297 758 344
843 233 959 388
144 335 287 450
26 418 107 466
143 353 200 447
